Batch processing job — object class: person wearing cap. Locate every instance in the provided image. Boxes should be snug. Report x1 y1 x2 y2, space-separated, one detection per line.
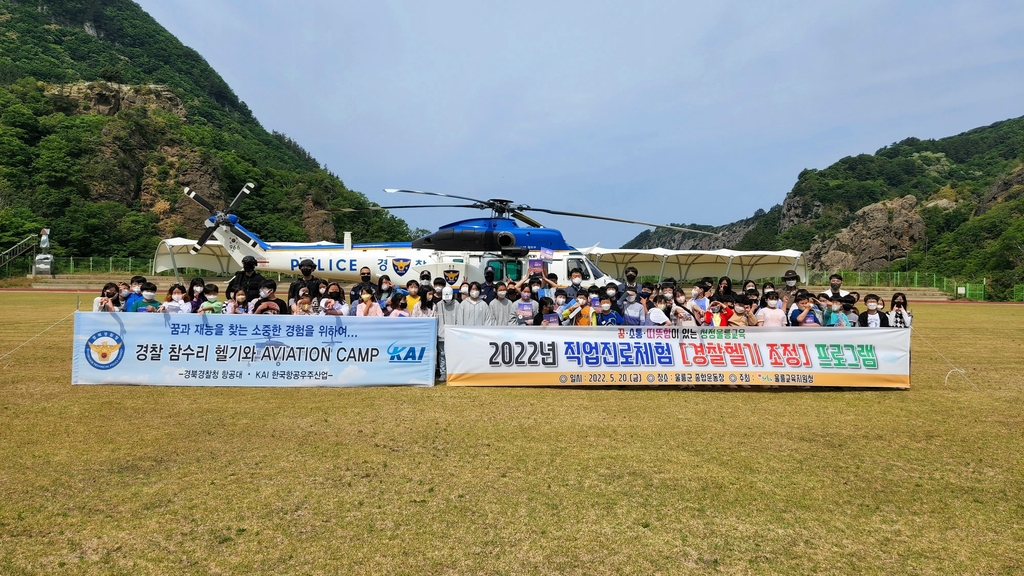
419 270 432 284
227 255 265 303
287 258 324 307
479 268 498 303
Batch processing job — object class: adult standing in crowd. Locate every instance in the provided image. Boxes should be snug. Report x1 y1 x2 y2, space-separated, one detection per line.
616 266 640 307
827 273 850 298
288 259 323 307
227 255 265 303
349 266 378 309
780 269 800 311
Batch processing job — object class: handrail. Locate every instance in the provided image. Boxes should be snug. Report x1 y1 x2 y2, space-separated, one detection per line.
0 234 37 268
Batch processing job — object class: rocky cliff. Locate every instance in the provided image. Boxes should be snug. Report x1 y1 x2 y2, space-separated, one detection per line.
805 195 925 271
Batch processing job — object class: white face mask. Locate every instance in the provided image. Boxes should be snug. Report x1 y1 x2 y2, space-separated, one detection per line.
555 297 566 305
120 289 130 298
601 303 611 312
786 280 796 287
259 289 270 298
207 296 218 302
577 298 587 306
194 286 203 294
131 285 141 293
442 293 453 302
735 306 745 314
867 302 878 311
691 288 699 297
470 290 480 299
434 286 443 294
606 289 616 297
142 291 156 300
497 291 507 299
662 292 673 299
319 287 327 294
626 294 636 303
832 304 842 311
676 297 686 304
571 277 582 286
767 299 778 307
171 294 182 302
381 284 391 292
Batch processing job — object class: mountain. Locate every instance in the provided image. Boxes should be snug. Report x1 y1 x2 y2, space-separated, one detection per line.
0 0 410 257
623 116 1024 299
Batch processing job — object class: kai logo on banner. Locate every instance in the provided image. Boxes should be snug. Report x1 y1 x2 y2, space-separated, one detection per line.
443 269 461 285
392 258 411 276
85 331 125 370
388 342 427 363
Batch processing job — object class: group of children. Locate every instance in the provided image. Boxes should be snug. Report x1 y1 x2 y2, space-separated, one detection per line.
89 270 913 329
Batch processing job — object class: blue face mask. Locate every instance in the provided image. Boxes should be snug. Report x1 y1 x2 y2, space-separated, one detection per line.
640 291 651 299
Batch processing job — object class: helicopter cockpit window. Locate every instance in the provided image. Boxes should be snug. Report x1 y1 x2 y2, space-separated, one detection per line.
586 259 607 281
567 258 591 280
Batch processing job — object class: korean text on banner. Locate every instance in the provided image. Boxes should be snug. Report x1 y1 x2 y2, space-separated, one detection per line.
444 326 910 388
72 312 437 387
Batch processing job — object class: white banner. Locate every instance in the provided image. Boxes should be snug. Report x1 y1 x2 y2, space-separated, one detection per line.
73 313 437 387
445 326 910 388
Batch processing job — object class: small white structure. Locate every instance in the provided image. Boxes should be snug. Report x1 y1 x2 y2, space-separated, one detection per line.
581 247 806 281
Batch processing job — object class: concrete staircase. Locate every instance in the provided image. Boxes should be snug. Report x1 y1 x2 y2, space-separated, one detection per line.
803 285 951 302
30 274 234 291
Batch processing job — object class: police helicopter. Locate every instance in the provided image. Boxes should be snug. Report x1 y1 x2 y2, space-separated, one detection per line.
176 184 718 288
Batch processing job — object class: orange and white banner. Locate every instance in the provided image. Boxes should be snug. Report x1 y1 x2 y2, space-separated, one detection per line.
445 326 910 388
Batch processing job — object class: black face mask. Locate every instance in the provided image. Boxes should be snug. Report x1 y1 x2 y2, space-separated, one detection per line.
243 264 255 272
484 272 494 280
300 267 314 276
328 292 341 300
360 274 371 282
626 274 637 282
399 301 407 309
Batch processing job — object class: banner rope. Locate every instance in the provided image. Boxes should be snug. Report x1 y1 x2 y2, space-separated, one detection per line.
0 310 76 367
910 325 977 391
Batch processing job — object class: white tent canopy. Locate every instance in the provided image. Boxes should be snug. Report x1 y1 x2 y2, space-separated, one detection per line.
581 247 807 282
154 237 240 280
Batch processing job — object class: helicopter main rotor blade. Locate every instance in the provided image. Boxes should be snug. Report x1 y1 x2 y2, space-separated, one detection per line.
183 187 216 213
320 204 481 213
384 188 490 205
510 210 544 228
226 182 254 213
189 226 218 254
519 207 722 237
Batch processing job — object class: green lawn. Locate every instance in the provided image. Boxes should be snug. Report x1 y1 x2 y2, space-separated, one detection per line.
1 293 1021 574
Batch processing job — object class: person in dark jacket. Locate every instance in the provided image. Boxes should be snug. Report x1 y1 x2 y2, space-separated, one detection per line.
288 258 323 306
227 255 265 303
858 294 890 328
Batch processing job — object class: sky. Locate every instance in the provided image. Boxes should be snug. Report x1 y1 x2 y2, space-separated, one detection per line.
136 0 1024 249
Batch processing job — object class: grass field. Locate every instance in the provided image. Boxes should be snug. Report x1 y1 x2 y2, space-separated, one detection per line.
1 293 1022 574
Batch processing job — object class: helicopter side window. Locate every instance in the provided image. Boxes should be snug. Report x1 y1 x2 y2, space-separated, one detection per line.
505 260 523 282
485 260 524 282
567 258 591 280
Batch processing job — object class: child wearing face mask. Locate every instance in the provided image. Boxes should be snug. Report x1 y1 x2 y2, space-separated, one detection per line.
159 284 191 314
821 293 852 327
488 282 517 325
668 287 701 326
561 292 595 326
726 295 757 326
388 294 410 317
197 284 223 314
703 296 734 326
93 282 124 312
888 292 912 328
858 294 890 328
595 295 624 325
755 291 788 326
621 287 647 326
225 289 250 314
456 282 496 326
356 287 383 317
319 283 349 316
434 286 460 382
689 282 710 313
130 282 161 313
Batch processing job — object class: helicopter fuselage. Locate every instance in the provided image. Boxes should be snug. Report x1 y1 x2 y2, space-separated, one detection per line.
209 217 616 288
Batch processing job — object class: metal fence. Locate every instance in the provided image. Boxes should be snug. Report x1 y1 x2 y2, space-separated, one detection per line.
1013 284 1024 302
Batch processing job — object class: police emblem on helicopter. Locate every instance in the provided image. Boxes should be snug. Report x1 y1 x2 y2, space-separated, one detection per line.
443 270 461 285
392 258 411 276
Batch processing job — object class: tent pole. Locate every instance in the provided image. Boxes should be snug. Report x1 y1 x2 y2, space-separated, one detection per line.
657 256 668 282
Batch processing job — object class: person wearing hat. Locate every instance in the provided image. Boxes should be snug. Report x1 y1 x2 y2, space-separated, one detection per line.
781 269 801 312
288 258 324 307
227 255 265 303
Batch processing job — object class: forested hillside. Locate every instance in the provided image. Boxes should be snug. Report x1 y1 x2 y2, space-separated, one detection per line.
626 116 1024 297
0 0 409 257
